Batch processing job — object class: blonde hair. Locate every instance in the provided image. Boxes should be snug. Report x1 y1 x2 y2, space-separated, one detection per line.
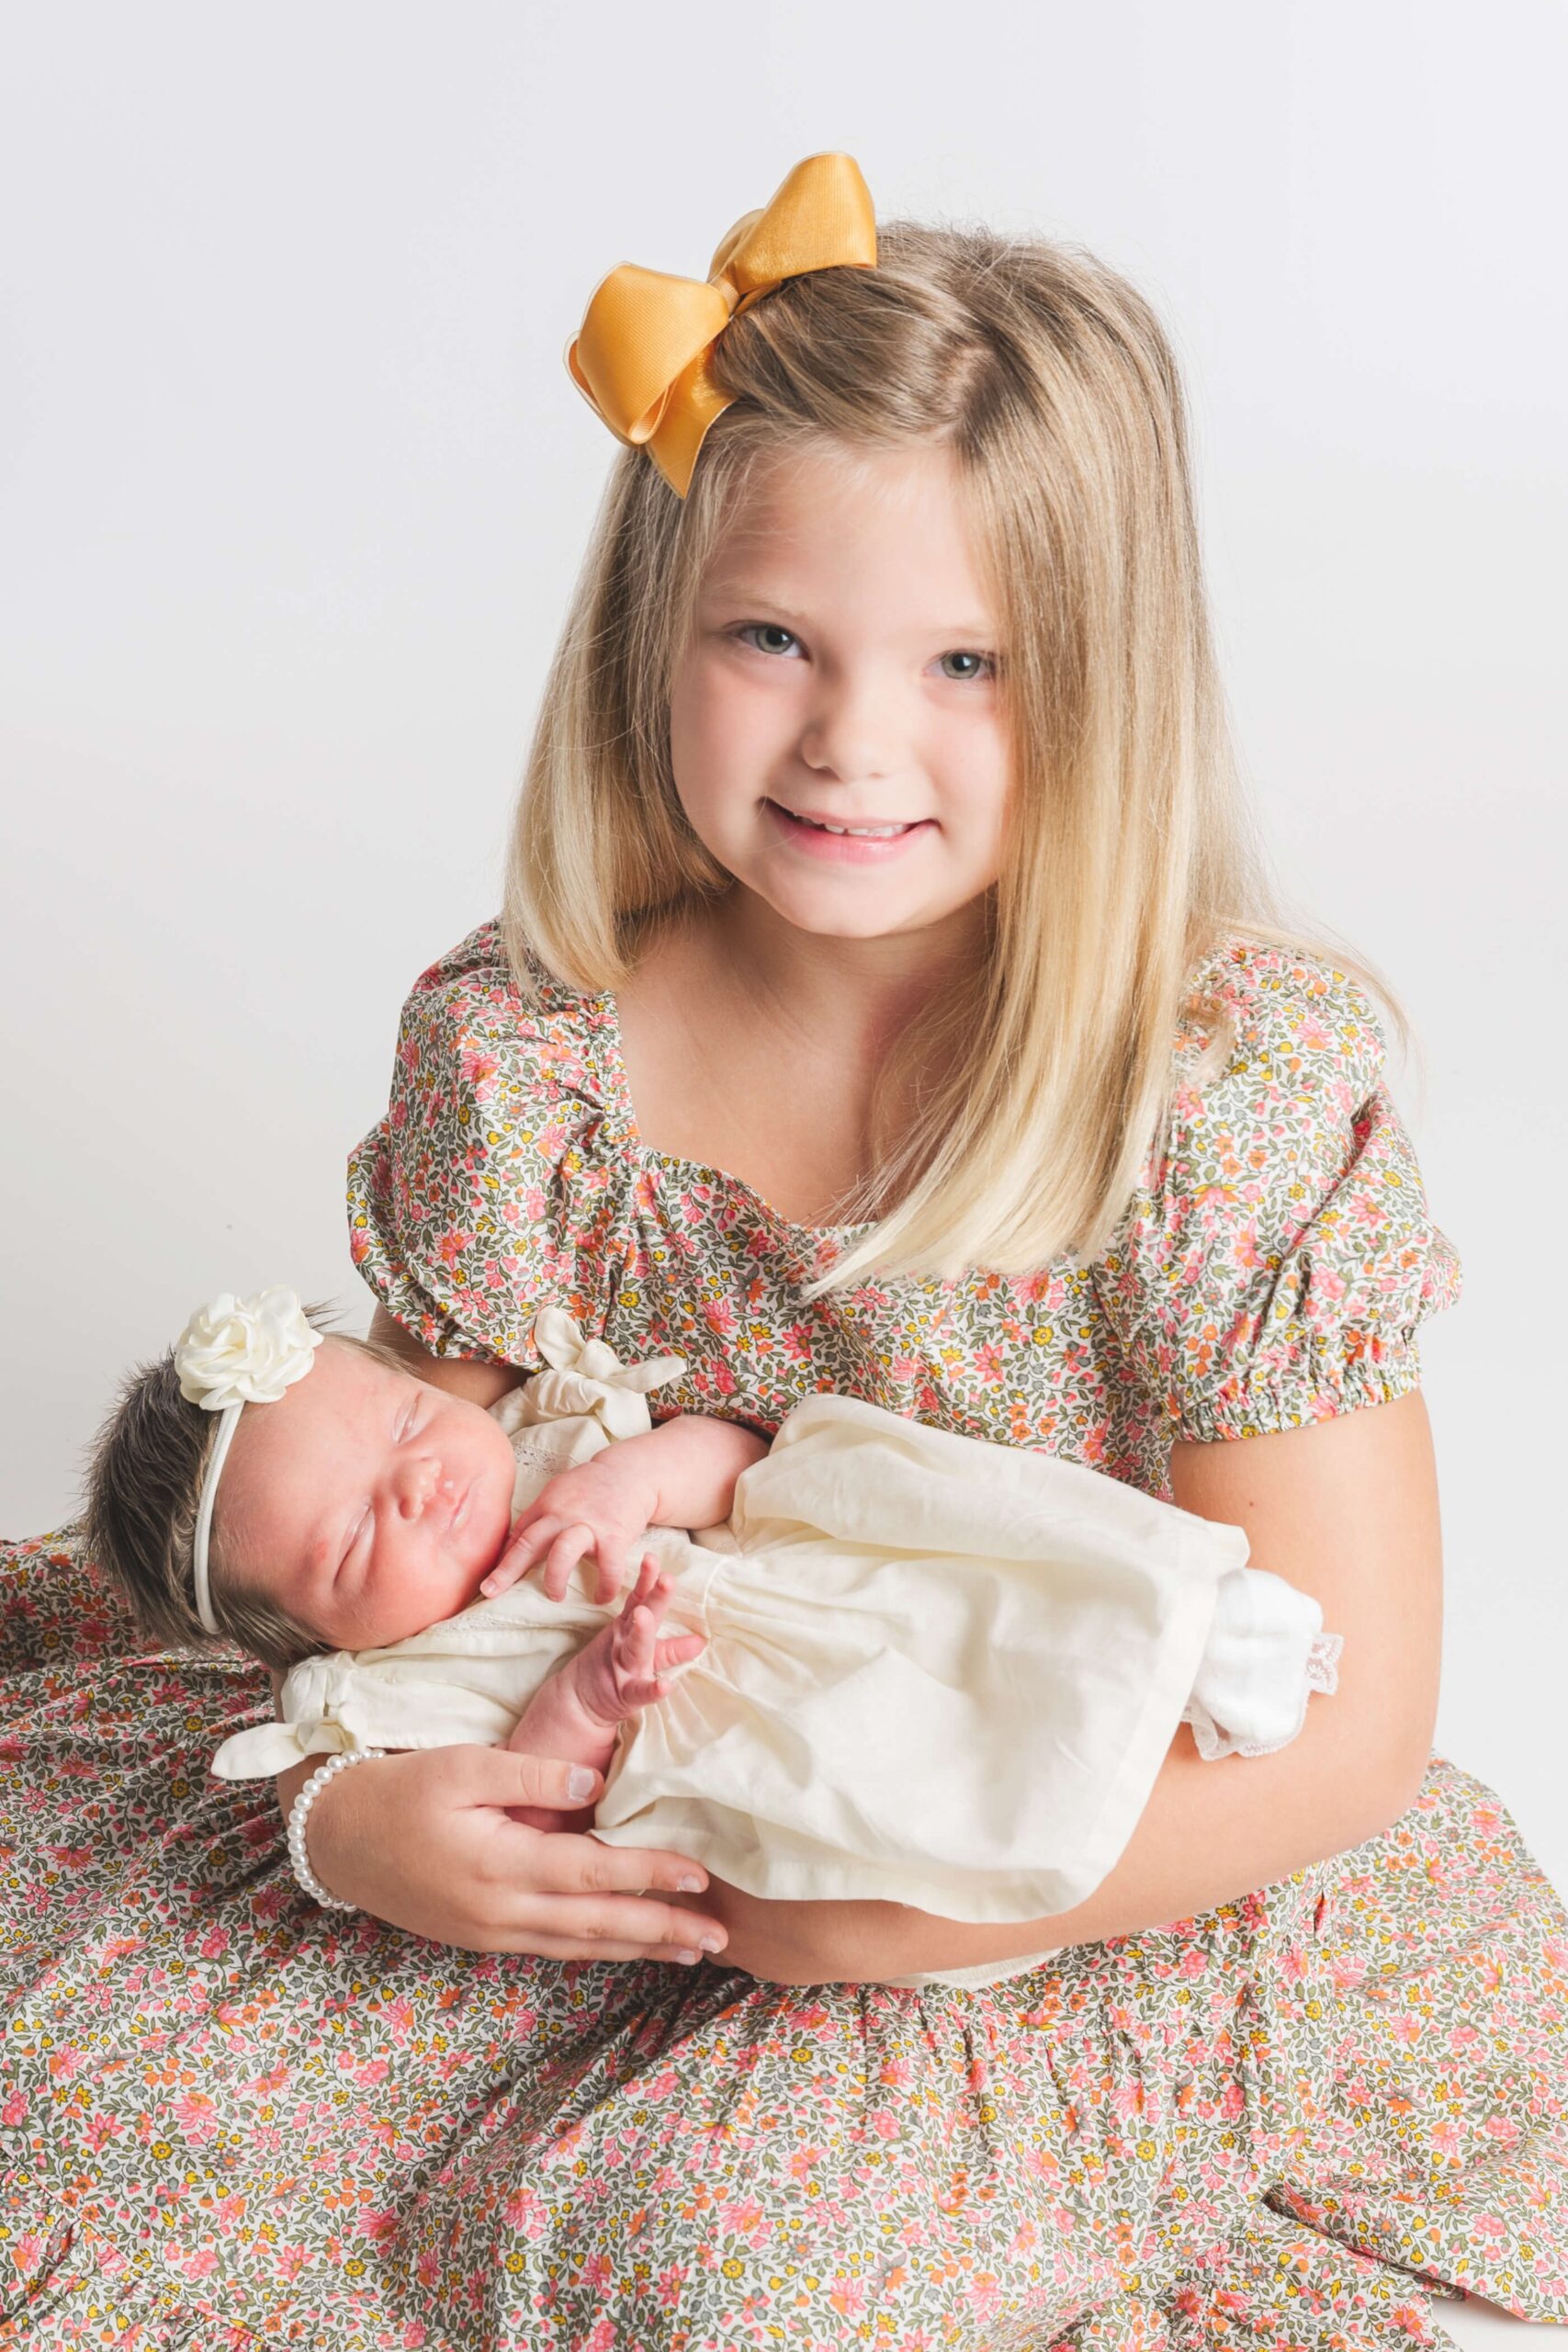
506 218 1414 1297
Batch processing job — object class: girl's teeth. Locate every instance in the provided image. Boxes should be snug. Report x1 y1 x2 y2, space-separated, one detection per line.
794 811 912 837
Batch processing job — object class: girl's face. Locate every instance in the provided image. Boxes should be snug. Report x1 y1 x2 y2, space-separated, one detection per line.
669 439 1012 948
215 1340 518 1651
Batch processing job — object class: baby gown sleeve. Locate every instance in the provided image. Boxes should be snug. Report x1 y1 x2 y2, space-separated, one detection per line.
1092 941 1462 1443
345 922 632 1367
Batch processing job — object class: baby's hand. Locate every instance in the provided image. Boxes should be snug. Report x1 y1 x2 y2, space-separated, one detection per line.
480 1452 657 1606
575 1555 707 1724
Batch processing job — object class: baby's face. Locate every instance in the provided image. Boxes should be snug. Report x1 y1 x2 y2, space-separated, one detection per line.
215 1340 518 1651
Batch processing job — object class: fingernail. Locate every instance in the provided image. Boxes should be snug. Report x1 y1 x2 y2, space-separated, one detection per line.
697 1935 724 1953
672 1948 700 1965
676 1874 704 1892
568 1768 598 1800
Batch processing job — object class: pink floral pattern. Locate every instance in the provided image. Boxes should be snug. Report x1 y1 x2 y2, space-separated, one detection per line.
3 922 1563 2349
345 923 1462 1488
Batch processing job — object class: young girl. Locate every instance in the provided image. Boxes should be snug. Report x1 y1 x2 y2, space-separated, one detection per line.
7 153 1565 2351
88 1286 1339 1975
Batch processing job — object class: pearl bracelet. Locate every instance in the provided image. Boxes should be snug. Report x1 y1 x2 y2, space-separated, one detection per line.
287 1748 385 1911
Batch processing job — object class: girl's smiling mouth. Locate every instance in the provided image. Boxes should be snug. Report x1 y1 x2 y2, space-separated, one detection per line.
763 799 934 860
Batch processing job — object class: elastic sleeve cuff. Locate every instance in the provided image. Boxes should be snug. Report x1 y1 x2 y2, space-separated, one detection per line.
349 1208 496 1363
1167 1335 1426 1444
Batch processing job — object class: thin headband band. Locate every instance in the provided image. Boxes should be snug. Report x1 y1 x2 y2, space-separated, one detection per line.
190 1400 243 1637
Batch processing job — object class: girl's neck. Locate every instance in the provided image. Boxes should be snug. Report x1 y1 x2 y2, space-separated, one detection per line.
703 887 984 1058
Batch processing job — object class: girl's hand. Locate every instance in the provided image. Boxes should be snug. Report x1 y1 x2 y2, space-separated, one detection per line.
482 1453 657 1607
297 1744 728 1962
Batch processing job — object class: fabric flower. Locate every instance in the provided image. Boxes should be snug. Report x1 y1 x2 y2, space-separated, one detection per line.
174 1287 322 1411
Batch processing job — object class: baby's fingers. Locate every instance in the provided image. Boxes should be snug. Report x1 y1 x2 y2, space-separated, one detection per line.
617 1673 673 1709
650 1631 705 1676
618 1553 668 1611
612 1601 660 1681
592 1545 631 1609
596 1548 654 1611
544 1523 596 1600
481 1516 560 1598
612 1629 704 1715
478 1550 527 1600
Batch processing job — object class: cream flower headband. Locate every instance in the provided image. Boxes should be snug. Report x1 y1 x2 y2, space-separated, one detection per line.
174 1286 322 1635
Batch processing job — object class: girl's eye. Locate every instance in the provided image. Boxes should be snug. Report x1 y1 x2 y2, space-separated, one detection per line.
937 650 996 682
735 625 995 682
736 623 802 659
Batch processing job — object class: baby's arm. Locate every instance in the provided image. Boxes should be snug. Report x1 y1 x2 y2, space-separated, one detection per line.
500 1555 706 1830
486 1413 770 1605
635 1411 772 1531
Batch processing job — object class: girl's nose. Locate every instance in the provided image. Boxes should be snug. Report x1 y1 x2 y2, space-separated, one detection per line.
798 672 899 784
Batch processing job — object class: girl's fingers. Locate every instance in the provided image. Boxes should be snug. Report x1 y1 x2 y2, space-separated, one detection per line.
504 1822 713 1907
511 1891 726 1957
487 1928 718 1964
478 1748 604 1814
493 1871 728 1958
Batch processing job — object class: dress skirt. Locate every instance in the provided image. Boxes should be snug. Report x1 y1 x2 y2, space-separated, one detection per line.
3 1529 1566 2351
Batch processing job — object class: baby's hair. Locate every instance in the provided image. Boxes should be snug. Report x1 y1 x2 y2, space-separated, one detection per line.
507 215 1414 1297
84 1308 407 1671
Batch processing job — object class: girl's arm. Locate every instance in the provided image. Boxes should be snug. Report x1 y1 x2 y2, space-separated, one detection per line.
683 1388 1442 1984
367 1304 524 1405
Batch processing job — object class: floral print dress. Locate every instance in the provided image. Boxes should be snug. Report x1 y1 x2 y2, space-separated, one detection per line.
3 920 1565 2352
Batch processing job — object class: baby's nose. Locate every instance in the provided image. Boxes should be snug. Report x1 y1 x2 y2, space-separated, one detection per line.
395 1456 442 1517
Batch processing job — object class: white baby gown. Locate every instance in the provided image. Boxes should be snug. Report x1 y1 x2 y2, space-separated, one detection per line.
212 1309 1341 1988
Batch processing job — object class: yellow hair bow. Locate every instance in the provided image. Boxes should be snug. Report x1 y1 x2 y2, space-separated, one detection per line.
565 152 878 497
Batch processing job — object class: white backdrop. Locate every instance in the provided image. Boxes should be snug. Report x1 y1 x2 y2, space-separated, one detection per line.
4 0 1564 1978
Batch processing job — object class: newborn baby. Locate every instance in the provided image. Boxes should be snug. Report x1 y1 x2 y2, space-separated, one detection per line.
89 1290 1342 1989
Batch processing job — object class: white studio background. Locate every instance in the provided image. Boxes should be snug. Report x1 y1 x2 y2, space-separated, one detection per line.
3 0 1564 1968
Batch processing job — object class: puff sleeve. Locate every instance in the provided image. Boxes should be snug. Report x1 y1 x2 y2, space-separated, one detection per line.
346 922 636 1365
1092 941 1462 1443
